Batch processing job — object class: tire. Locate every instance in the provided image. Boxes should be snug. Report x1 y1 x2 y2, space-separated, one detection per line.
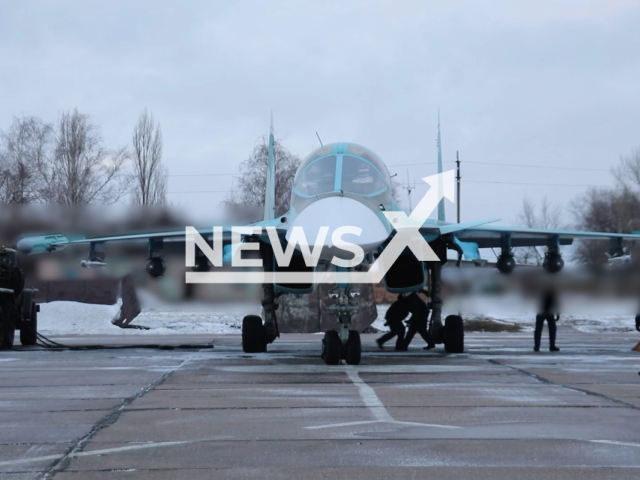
242 315 267 353
345 330 361 365
322 330 341 365
20 302 37 346
444 315 464 353
2 304 15 350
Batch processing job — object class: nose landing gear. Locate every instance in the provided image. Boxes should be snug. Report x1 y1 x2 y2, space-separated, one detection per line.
321 328 362 365
322 285 362 365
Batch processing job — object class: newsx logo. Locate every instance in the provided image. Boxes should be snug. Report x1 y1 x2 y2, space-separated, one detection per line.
185 171 454 284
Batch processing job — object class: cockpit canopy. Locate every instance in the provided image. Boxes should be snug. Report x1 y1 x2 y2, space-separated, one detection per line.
292 143 391 198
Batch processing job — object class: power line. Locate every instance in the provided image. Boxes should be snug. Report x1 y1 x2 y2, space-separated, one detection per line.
462 180 608 187
388 161 453 167
387 160 608 172
170 178 610 194
464 160 608 171
168 190 230 194
167 160 608 178
168 173 240 177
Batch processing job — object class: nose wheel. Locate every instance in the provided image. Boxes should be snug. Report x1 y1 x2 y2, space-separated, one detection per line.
321 329 361 365
242 315 267 353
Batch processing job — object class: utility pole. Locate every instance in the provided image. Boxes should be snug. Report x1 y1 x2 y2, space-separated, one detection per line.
456 150 461 223
402 169 416 213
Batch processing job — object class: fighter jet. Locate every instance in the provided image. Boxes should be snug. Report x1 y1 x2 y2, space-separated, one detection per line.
16 123 640 365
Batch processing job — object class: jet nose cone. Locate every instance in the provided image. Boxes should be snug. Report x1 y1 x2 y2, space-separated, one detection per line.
16 238 33 254
286 197 389 261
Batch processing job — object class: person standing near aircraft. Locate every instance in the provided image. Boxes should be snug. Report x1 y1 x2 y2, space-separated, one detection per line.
377 294 409 350
399 291 434 350
534 289 560 352
636 315 640 375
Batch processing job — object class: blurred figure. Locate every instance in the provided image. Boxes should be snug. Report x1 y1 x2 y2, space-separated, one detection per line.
377 294 409 350
399 291 434 350
636 315 640 375
535 289 560 352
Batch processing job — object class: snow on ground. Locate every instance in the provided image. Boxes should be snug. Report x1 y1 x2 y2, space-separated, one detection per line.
38 291 639 336
39 290 262 336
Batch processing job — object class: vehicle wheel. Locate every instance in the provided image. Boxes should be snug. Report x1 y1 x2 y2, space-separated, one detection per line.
20 302 37 346
345 330 361 365
322 330 341 365
444 315 464 353
242 315 267 353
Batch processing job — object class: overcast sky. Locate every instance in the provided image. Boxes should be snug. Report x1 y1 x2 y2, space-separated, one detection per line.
2 0 639 226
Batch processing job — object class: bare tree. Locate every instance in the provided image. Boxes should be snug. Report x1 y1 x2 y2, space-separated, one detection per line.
390 179 401 201
613 148 640 190
571 186 640 263
130 109 166 205
515 196 562 265
0 116 52 204
226 138 301 217
41 109 128 204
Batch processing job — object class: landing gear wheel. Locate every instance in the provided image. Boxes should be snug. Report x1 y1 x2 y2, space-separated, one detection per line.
242 315 267 353
322 330 341 365
1 305 15 350
444 315 464 353
20 302 37 346
345 330 361 365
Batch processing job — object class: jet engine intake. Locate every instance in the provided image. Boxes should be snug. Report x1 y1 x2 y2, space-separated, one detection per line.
273 254 314 293
383 249 425 292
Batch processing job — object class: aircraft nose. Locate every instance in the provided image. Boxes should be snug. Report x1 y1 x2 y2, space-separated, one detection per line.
286 196 389 261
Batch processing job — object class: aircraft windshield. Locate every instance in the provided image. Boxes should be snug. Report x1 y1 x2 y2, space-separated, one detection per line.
295 155 336 196
341 155 386 195
293 143 391 200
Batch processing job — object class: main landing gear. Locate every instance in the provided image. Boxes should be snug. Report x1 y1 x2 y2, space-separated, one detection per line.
428 242 465 354
241 282 280 354
321 285 362 365
242 244 280 354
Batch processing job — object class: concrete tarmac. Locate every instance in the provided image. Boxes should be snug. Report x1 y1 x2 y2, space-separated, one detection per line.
1 327 640 479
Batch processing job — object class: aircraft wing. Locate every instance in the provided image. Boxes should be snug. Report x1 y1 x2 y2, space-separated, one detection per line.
416 221 640 262
16 220 289 255
448 225 640 249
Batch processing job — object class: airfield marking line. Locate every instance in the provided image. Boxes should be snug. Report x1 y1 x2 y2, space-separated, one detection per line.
0 439 220 467
591 440 640 449
345 367 394 422
305 366 461 430
305 420 383 430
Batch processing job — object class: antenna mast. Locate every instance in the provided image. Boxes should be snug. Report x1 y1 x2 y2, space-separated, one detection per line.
456 150 461 223
401 169 416 213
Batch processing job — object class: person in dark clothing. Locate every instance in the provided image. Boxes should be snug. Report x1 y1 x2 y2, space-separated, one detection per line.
636 315 640 375
377 294 409 350
399 292 433 350
534 289 560 352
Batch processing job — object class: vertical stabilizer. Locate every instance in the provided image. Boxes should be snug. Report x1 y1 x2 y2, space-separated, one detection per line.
436 111 446 222
263 112 276 221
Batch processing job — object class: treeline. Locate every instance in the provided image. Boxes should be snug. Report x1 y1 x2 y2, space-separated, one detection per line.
0 108 166 206
519 149 640 264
